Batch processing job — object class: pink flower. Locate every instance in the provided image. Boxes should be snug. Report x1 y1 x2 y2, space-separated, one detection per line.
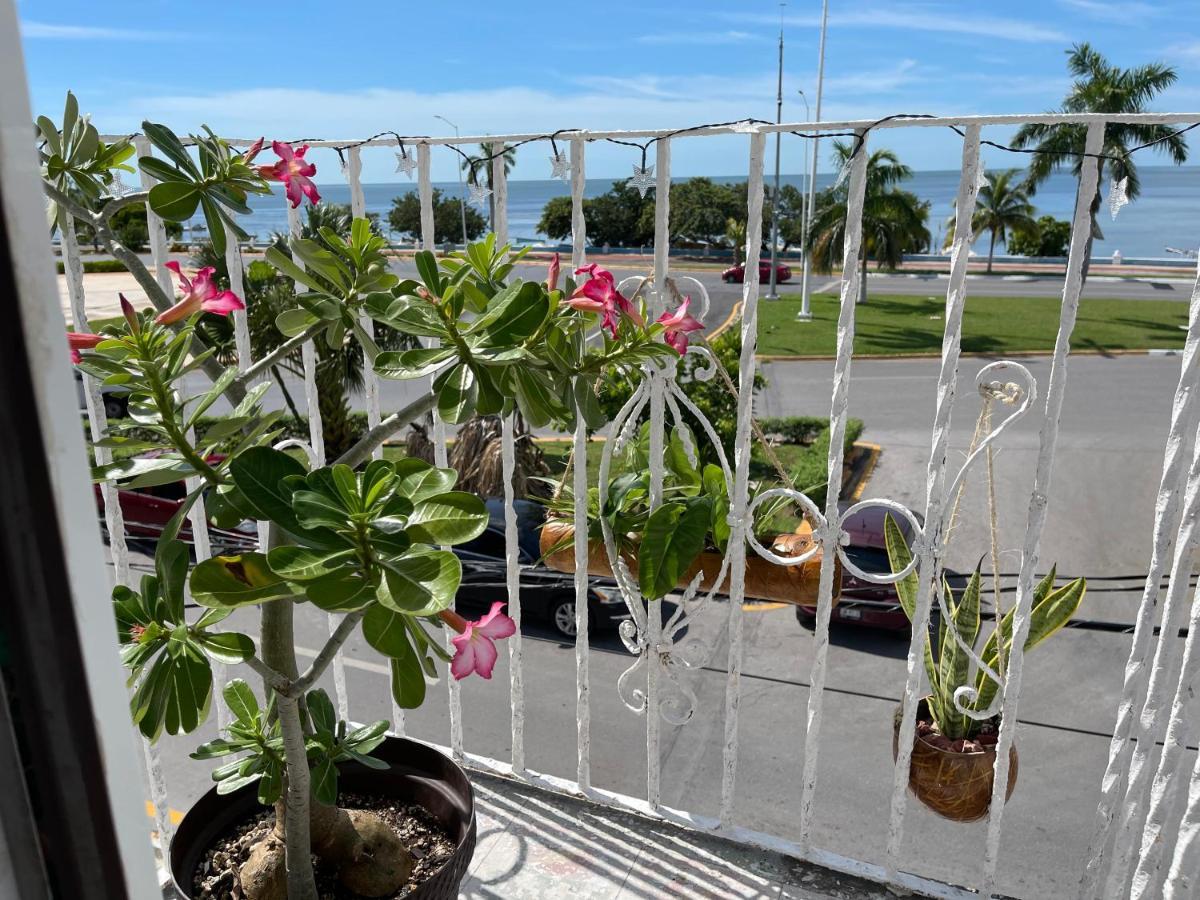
546 253 560 293
569 263 642 337
242 137 265 165
656 296 704 354
259 141 320 208
67 331 103 363
443 602 516 680
155 261 245 325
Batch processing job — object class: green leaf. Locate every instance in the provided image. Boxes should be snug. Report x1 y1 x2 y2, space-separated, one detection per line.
230 448 340 549
257 763 283 805
638 499 711 600
305 572 374 612
293 490 350 531
374 347 455 380
311 755 339 806
306 689 336 736
195 631 256 664
884 513 939 696
379 550 461 616
435 363 477 424
190 554 294 609
155 539 189 624
473 281 549 345
148 181 201 222
344 720 389 755
160 644 212 736
393 459 457 503
223 679 260 724
362 603 415 658
267 545 355 582
414 250 442 296
190 738 245 760
389 652 426 709
137 156 187 184
142 121 199 176
511 367 562 429
405 491 489 546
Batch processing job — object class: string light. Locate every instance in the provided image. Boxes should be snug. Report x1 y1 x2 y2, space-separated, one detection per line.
1108 176 1130 220
467 180 492 208
549 149 571 182
395 149 418 179
628 164 656 198
975 163 989 193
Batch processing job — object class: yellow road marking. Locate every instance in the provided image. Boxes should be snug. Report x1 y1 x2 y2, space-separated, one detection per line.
709 301 742 340
743 600 789 612
850 442 882 501
145 800 185 826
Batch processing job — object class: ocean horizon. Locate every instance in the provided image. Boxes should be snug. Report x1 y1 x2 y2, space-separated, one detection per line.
190 166 1200 260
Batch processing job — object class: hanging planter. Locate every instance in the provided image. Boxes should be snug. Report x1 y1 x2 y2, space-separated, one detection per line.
892 697 1017 822
539 519 838 606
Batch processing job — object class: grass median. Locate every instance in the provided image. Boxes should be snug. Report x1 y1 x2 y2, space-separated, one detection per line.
757 293 1189 357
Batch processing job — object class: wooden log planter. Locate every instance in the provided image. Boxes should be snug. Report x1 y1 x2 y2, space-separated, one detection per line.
892 698 1018 822
538 520 840 606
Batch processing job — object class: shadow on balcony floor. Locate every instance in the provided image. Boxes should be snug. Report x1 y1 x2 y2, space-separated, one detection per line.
461 772 893 899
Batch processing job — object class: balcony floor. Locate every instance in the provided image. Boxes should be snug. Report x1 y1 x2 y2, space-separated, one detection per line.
461 772 892 899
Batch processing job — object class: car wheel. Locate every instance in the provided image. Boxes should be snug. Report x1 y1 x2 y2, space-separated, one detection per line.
795 606 816 630
551 599 579 639
103 395 127 419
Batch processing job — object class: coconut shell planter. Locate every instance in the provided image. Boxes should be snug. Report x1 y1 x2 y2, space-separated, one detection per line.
539 520 841 606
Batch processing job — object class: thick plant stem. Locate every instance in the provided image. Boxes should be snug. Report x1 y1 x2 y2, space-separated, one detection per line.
276 693 317 900
334 393 438 468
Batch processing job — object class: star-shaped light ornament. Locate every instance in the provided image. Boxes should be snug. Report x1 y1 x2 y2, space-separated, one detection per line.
731 120 760 134
467 181 492 208
1108 176 1129 220
339 157 349 175
628 164 656 199
833 157 853 191
549 150 571 182
395 150 418 179
975 164 989 193
107 174 132 198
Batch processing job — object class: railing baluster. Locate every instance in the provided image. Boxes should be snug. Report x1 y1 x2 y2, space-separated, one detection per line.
492 140 508 245
1081 244 1200 897
719 129 766 826
1127 432 1200 898
417 142 462 758
645 137 672 812
797 127 873 853
502 417 525 775
979 119 1106 899
285 199 350 723
570 134 591 791
346 147 383 462
884 125 983 878
1164 693 1200 898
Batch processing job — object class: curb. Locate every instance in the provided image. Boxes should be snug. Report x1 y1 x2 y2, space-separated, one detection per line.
846 442 882 502
709 300 743 339
756 347 1182 362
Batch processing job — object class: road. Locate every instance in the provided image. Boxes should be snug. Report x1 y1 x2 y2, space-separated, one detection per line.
132 351 1197 899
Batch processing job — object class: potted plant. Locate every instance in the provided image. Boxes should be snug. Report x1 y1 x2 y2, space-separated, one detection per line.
538 423 839 604
47 96 685 899
883 514 1086 821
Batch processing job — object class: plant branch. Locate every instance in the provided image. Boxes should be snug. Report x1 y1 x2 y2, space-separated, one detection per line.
276 693 319 900
99 190 151 222
242 654 293 696
235 323 325 388
333 392 438 468
291 610 367 696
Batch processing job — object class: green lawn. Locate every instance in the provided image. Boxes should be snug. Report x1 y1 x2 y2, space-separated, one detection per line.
756 293 1189 358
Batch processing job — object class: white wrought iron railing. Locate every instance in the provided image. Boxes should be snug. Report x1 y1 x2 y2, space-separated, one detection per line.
61 111 1200 898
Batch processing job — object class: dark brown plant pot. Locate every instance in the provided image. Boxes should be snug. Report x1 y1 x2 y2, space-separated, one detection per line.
168 736 476 899
539 520 839 607
891 698 1018 823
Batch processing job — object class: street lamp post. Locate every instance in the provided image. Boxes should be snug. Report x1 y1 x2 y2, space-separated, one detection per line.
798 0 829 322
766 3 786 300
434 114 469 247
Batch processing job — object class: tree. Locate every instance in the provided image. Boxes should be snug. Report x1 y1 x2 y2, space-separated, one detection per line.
807 141 930 304
1008 215 1072 257
1011 43 1188 278
75 204 182 253
462 142 517 229
584 181 654 247
388 188 486 244
725 218 746 266
772 183 808 251
538 195 573 241
944 169 1036 272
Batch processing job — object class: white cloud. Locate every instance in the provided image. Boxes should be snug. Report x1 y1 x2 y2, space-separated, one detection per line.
1167 41 1200 66
636 30 766 46
1057 0 1160 21
734 7 1067 43
20 20 178 40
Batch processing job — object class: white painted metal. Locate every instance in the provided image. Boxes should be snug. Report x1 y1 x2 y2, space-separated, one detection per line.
501 416 525 775
570 136 587 270
491 140 508 245
1080 245 1200 897
1128 430 1200 898
418 143 435 251
980 120 1106 899
718 130 766 826
1165 695 1200 898
796 128 871 852
884 126 984 876
347 147 383 461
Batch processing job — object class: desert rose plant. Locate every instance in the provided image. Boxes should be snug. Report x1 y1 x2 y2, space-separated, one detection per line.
47 92 691 900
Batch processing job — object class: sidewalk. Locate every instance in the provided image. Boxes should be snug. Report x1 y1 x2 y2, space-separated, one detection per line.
60 271 148 326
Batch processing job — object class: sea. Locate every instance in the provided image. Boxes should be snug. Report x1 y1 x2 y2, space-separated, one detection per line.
189 167 1200 261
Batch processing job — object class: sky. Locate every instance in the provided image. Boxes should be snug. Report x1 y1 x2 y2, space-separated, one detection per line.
14 0 1200 183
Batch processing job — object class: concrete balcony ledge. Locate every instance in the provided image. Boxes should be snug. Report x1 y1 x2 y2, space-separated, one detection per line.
463 772 895 899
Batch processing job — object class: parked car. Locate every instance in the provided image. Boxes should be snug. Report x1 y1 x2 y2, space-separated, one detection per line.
75 369 128 419
454 499 629 639
94 467 258 556
721 260 792 284
795 504 940 631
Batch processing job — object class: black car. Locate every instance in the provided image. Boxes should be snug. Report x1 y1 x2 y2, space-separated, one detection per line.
453 499 629 639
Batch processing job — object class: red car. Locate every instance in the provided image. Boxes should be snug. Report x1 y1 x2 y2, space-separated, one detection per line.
94 476 257 555
721 260 792 284
795 504 934 631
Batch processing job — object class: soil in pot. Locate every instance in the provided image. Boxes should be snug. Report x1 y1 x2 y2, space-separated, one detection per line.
192 793 455 900
892 698 1018 823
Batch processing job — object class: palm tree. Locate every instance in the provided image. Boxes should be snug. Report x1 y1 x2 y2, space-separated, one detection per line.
725 217 746 266
462 142 517 231
807 141 930 304
1011 43 1188 277
944 169 1036 273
